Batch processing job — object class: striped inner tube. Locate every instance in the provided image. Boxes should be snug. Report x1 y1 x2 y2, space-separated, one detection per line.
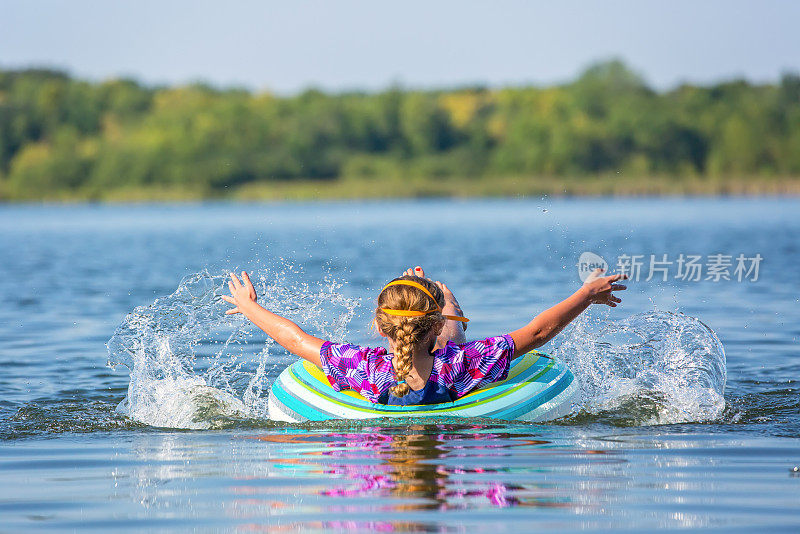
268 351 577 422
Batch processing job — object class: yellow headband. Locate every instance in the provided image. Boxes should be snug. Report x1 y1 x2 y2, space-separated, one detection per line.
378 280 469 323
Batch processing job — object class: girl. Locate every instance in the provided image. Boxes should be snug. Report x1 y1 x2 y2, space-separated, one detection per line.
222 266 626 406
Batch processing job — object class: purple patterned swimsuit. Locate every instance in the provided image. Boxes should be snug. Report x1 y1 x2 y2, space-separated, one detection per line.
319 335 515 404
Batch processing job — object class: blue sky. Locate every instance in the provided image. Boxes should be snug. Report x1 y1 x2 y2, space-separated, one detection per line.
2 1 799 93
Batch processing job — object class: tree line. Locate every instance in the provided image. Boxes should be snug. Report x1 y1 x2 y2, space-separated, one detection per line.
1 60 799 199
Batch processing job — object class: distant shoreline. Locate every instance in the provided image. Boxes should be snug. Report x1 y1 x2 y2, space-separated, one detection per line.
2 175 799 203
4 66 800 203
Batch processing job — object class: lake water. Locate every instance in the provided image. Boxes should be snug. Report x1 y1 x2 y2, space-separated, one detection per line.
1 198 799 532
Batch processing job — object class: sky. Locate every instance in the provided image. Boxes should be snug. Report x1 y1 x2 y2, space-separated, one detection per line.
2 1 799 94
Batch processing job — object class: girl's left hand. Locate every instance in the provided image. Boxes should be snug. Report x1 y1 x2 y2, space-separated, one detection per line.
221 271 258 315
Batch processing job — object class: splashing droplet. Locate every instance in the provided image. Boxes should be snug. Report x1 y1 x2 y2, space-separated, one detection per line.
107 267 359 429
552 311 726 426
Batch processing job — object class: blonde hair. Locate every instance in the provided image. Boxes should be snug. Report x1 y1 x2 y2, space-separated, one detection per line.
375 276 445 398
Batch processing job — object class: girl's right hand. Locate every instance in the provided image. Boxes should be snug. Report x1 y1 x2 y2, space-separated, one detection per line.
581 269 628 307
222 271 258 315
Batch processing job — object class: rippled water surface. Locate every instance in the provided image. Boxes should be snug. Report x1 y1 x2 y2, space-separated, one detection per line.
1 198 799 531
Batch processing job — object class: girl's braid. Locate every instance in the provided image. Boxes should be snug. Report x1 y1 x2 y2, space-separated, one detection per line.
375 275 445 399
389 321 418 397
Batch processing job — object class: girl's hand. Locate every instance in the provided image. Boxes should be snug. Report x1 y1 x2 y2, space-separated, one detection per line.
582 269 628 307
221 271 258 315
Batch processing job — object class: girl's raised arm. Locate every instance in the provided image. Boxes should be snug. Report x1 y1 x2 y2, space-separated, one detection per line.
222 272 325 366
509 270 627 359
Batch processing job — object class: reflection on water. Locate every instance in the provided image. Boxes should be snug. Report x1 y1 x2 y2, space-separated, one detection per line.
234 423 610 530
4 423 800 531
253 424 570 512
111 424 608 530
140 425 635 529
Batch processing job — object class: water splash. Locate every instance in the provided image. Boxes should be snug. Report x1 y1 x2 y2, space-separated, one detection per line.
108 268 725 430
552 311 726 426
107 267 359 429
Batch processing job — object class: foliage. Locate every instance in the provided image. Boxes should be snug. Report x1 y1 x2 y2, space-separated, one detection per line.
1 61 799 200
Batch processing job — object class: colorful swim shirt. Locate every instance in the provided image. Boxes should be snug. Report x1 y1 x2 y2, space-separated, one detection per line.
319 335 515 404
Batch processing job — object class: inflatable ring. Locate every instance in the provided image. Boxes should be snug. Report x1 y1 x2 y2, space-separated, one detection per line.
268 351 577 422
